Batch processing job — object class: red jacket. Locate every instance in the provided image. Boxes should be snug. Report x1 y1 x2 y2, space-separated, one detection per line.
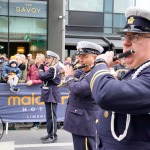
27 64 48 84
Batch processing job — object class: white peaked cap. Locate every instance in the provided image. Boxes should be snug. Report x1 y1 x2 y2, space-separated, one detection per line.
76 41 104 55
118 7 150 34
46 51 60 60
125 7 150 20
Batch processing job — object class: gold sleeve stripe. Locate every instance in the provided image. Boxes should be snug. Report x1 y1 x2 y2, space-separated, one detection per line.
90 70 110 87
90 70 110 91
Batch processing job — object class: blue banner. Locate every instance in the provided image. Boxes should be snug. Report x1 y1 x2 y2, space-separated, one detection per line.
0 83 69 123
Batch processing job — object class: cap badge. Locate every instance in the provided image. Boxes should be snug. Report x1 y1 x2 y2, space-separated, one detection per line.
128 17 134 24
79 48 83 52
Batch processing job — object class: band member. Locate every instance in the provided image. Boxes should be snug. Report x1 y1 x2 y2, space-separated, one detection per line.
86 7 150 149
38 51 62 144
63 41 103 150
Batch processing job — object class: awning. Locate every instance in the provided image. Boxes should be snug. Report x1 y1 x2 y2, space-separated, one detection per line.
65 38 122 49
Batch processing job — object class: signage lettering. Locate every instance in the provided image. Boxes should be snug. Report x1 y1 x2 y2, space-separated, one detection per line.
16 7 41 13
8 93 68 106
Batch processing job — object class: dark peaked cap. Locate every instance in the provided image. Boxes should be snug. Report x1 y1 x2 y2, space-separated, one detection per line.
76 41 104 55
118 7 150 34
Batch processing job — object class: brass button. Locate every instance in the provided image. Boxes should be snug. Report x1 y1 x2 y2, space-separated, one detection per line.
104 111 109 118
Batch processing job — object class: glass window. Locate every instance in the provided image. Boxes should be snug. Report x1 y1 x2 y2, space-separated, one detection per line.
69 11 104 27
0 16 8 33
0 16 8 44
65 10 68 25
9 17 47 55
65 0 68 10
113 27 122 34
0 16 8 55
114 0 134 13
104 28 112 34
104 0 113 12
104 14 112 27
113 14 126 28
0 0 8 15
9 0 47 18
69 0 103 12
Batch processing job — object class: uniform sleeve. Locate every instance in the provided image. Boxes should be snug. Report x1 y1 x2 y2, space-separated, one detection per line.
86 64 150 115
39 67 55 81
66 75 92 98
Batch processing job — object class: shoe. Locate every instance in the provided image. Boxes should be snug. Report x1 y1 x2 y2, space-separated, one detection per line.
41 135 49 140
42 138 57 144
10 87 20 92
14 87 20 92
10 87 16 92
8 123 19 130
30 125 39 130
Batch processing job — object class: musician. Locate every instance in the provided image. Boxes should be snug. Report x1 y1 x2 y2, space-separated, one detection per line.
38 51 62 144
86 7 150 149
63 41 103 150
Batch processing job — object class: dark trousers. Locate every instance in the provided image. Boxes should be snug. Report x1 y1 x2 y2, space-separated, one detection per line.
45 102 58 140
72 133 97 150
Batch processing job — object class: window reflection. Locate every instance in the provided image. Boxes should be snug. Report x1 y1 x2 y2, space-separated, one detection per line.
69 0 103 12
114 0 134 13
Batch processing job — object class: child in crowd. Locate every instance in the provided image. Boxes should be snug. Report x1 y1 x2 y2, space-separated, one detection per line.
2 56 22 92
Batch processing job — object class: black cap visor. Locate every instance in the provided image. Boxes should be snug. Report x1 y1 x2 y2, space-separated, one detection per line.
118 16 150 34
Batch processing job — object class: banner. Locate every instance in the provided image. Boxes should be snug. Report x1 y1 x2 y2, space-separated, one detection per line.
0 83 69 123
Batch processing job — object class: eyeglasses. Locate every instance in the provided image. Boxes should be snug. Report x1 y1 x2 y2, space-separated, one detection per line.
121 34 150 43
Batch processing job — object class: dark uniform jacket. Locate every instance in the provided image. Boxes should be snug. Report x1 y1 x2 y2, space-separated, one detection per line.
39 64 62 103
86 61 150 149
63 72 100 137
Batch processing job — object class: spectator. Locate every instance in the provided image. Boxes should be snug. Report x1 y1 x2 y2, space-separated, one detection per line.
27 53 34 63
64 56 71 65
0 54 8 82
15 54 27 83
26 53 48 130
2 56 22 92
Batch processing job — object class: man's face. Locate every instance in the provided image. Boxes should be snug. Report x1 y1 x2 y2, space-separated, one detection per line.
47 56 54 65
78 54 96 72
27 54 32 60
122 33 150 69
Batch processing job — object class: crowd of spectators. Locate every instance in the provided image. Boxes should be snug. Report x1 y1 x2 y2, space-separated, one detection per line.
0 53 48 130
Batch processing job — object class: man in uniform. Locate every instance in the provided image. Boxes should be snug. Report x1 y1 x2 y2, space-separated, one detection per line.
86 7 150 149
63 41 104 150
38 51 62 144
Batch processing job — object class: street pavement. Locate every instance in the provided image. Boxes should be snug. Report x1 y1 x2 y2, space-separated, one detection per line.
0 123 74 150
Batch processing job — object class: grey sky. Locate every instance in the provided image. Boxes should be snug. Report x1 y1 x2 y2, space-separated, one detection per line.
136 0 150 10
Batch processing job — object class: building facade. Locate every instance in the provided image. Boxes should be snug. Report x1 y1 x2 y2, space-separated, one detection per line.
0 0 135 59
